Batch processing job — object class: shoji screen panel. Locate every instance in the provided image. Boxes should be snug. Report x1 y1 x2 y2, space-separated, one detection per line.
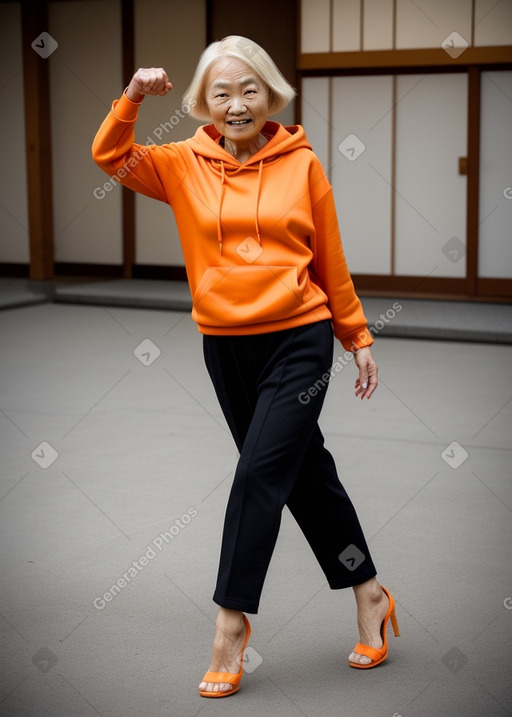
0 3 29 263
134 0 206 267
49 0 123 265
301 0 480 54
332 0 361 52
474 0 512 46
395 0 472 50
301 0 331 53
363 0 394 51
394 73 468 277
301 77 330 172
330 76 393 275
479 71 512 279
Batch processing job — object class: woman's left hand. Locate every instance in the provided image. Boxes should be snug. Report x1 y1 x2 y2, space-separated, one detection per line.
353 346 378 400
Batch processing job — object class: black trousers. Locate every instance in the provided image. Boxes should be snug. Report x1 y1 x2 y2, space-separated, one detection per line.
203 319 377 614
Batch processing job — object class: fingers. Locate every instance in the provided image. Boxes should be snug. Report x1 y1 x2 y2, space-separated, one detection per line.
353 346 378 400
354 374 378 400
132 67 173 96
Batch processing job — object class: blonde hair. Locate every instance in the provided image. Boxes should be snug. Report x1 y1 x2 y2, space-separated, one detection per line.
183 35 296 121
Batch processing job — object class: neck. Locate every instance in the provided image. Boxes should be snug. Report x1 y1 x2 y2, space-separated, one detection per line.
223 133 268 163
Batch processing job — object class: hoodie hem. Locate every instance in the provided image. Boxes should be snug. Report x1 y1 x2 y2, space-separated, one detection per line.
196 312 374 352
196 309 333 339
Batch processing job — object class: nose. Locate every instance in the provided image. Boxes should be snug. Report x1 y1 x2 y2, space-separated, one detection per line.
228 97 247 114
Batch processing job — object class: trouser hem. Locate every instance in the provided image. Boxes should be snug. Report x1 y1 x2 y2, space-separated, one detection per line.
213 591 259 615
327 567 378 590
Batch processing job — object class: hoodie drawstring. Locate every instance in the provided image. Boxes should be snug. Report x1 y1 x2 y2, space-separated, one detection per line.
216 158 263 254
217 161 225 254
255 160 263 245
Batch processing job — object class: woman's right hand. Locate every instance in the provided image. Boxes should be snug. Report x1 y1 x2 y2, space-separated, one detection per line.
125 68 173 101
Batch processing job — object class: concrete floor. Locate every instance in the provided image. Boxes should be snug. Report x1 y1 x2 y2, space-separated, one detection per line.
0 302 511 717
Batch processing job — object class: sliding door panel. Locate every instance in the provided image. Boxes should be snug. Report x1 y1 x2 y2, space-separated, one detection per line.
395 73 468 278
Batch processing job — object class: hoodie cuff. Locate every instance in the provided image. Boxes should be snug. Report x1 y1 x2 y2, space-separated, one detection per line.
111 91 144 122
340 327 374 352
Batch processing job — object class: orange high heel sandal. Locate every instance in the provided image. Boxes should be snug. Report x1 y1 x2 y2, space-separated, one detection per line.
199 614 251 698
349 586 400 669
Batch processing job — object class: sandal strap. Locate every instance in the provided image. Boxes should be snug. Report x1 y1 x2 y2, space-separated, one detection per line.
201 670 242 687
352 642 385 663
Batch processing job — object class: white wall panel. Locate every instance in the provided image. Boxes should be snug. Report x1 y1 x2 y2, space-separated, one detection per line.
0 3 29 263
332 0 361 52
330 76 393 275
396 0 472 50
479 72 512 279
363 0 394 50
301 0 331 53
49 0 123 265
394 74 467 277
301 77 330 172
475 0 512 46
134 0 206 266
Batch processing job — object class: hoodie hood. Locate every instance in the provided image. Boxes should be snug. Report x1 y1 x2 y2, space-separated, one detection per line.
188 120 312 164
187 121 313 253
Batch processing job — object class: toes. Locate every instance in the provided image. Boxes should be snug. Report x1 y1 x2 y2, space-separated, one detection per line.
199 681 233 693
349 652 371 665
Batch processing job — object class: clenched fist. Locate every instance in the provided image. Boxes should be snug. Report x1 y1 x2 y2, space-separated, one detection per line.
126 68 173 101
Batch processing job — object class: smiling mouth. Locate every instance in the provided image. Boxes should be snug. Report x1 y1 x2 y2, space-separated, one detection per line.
227 119 252 126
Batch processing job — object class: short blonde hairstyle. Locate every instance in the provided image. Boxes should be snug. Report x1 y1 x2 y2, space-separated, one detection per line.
183 35 296 121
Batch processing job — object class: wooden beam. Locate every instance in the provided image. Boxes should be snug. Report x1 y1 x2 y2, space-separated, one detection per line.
352 274 471 295
21 0 54 280
299 45 512 72
466 66 480 295
121 0 135 278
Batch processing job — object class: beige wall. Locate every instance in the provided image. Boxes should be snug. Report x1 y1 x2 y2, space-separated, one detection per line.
479 71 512 278
49 0 123 265
0 0 207 269
47 0 206 267
133 0 206 267
0 3 29 263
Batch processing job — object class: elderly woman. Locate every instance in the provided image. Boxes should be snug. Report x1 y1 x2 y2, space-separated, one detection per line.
92 35 399 698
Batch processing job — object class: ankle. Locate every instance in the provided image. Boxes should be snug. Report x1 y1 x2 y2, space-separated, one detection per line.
215 608 244 633
353 579 384 604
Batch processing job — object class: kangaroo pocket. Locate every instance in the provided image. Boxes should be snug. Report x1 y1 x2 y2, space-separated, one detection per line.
192 265 322 328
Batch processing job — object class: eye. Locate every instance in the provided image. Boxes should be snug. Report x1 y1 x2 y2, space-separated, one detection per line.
245 89 256 95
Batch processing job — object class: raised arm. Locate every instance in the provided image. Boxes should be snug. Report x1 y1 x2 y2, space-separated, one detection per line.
92 68 183 202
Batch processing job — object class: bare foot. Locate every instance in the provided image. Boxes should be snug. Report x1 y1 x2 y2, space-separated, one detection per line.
349 578 389 666
199 608 246 694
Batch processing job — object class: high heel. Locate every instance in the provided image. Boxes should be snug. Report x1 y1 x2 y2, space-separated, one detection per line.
349 586 400 669
199 614 251 698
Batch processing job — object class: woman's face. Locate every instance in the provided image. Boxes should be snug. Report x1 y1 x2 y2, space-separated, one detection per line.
204 57 269 146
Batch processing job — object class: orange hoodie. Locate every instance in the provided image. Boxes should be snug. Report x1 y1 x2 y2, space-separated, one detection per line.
92 92 373 351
